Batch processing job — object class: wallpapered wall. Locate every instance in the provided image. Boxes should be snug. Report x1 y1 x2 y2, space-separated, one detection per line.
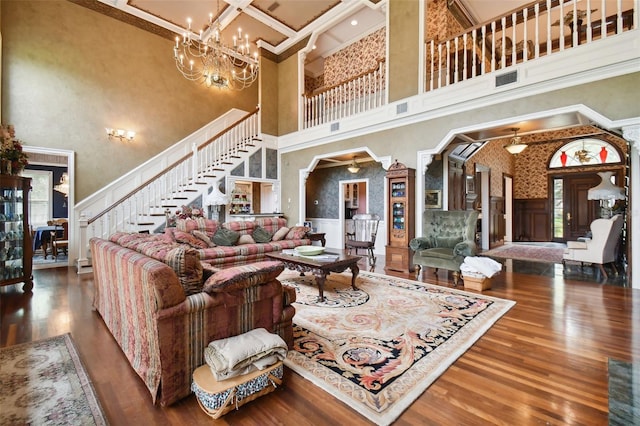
305 161 385 219
425 0 465 41
2 1 257 200
305 28 386 94
467 125 628 199
304 0 467 95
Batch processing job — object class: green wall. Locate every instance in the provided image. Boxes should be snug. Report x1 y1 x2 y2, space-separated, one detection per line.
1 0 258 200
388 0 420 102
277 54 299 135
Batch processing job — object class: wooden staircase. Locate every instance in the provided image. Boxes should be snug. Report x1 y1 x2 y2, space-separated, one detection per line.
75 107 263 271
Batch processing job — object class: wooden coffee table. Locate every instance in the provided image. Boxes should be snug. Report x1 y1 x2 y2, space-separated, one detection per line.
266 251 361 301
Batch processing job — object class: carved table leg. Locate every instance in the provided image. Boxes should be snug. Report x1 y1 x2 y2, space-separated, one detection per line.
349 263 360 290
313 270 328 302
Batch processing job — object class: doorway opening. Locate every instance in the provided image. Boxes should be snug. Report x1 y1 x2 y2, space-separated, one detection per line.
22 147 74 269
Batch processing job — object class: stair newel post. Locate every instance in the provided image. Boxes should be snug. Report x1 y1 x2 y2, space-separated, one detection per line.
76 214 89 273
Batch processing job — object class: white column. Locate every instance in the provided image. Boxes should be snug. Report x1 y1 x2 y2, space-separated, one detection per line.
416 152 434 236
623 124 640 289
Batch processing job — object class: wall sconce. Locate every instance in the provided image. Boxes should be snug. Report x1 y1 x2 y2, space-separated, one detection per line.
106 128 135 141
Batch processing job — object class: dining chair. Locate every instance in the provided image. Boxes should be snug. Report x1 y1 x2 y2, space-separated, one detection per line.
50 220 69 258
345 214 380 267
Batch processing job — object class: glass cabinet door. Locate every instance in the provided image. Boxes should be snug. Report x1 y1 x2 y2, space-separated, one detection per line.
0 175 33 292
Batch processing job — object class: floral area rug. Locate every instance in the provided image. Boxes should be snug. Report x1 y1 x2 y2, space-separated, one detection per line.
481 243 566 263
0 333 108 425
279 270 515 425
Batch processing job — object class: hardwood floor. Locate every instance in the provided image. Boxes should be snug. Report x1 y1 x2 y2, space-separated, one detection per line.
1 258 637 425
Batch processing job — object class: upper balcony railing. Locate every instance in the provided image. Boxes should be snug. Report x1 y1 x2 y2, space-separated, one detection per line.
426 0 636 90
302 59 386 129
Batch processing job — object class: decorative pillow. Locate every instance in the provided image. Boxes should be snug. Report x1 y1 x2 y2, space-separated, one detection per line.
238 234 256 245
203 261 284 293
252 226 273 243
286 226 311 240
272 227 289 241
164 246 203 296
192 230 216 247
173 230 209 249
213 228 241 246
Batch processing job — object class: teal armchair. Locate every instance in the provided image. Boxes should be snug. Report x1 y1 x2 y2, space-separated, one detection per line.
410 210 479 285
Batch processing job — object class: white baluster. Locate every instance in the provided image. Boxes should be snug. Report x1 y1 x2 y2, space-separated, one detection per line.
445 40 451 85
534 3 540 59
511 12 517 65
501 17 507 67
559 0 565 51
491 21 496 72
572 1 578 47
471 30 476 78
586 0 593 43
616 0 623 34
546 0 552 55
437 42 443 88
481 26 487 75
429 40 435 90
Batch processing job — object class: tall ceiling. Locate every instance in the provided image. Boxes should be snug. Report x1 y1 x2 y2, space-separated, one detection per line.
97 0 534 77
93 0 629 151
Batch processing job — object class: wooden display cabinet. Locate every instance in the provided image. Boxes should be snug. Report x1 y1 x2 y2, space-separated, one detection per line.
385 161 415 273
0 175 33 292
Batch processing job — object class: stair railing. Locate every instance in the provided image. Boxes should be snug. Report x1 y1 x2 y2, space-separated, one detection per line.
302 59 386 129
76 107 260 270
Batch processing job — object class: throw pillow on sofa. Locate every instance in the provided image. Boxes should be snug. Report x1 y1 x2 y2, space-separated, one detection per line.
164 246 204 296
238 234 256 245
192 230 216 247
203 261 285 293
252 226 273 243
286 226 310 240
174 230 210 249
213 228 241 246
272 227 289 241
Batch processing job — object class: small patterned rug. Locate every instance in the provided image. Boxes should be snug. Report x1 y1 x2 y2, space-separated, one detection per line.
0 334 107 425
279 270 515 425
482 243 566 263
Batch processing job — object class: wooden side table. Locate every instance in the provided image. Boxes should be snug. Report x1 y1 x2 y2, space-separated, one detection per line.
306 232 326 247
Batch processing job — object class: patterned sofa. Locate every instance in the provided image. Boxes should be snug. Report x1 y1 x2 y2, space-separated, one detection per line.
166 216 311 268
91 235 297 407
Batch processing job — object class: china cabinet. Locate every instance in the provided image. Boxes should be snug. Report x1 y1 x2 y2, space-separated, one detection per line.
0 175 33 292
385 161 415 273
230 182 252 214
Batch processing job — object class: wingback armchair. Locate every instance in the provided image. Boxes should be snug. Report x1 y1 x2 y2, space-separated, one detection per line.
409 210 479 285
563 214 623 279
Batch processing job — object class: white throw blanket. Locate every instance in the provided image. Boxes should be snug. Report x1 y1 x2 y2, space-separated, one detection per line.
461 256 503 278
204 328 288 381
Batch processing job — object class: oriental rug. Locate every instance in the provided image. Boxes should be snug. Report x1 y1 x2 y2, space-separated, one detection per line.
482 242 566 264
0 333 108 425
278 270 515 426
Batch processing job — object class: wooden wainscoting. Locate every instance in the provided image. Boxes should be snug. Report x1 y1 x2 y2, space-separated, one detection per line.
514 198 551 242
489 196 505 247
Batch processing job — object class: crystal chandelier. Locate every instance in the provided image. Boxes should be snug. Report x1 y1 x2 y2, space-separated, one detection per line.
173 1 259 90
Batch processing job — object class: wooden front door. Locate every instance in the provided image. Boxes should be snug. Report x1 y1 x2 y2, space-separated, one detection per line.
561 174 601 241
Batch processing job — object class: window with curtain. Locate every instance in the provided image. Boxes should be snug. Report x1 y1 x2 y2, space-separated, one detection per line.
21 169 53 228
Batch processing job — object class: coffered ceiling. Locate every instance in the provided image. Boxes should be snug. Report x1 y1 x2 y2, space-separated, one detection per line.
96 0 534 76
91 0 628 156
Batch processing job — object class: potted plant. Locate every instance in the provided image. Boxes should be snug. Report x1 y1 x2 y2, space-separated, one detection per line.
1 124 29 175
